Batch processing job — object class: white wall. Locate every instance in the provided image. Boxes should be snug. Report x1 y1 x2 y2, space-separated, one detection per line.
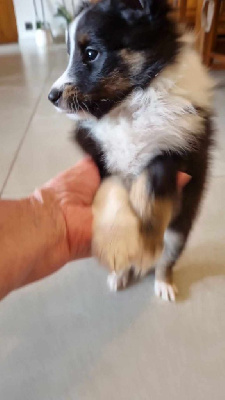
13 0 36 39
13 0 77 40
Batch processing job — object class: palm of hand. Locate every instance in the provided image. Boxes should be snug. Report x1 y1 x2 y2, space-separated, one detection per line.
44 158 101 260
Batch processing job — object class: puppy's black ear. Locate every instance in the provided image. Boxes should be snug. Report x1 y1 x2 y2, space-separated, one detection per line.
146 0 169 17
120 0 145 10
112 0 169 18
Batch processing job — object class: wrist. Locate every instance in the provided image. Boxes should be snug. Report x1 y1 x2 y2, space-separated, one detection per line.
23 188 70 285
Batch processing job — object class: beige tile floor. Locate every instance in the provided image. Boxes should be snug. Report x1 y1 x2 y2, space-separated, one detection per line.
0 42 225 400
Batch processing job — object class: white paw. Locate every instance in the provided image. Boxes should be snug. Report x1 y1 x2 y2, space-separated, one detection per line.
107 271 130 292
154 280 178 302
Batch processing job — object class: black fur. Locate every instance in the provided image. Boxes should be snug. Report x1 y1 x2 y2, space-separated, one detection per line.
146 113 212 238
151 114 212 282
170 115 213 238
146 156 178 198
76 123 107 177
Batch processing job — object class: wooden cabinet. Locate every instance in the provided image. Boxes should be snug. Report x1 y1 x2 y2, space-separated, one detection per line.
195 0 225 68
0 0 18 44
169 0 225 68
168 0 198 23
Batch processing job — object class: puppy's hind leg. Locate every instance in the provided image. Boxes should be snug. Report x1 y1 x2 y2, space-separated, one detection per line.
154 173 206 302
154 229 185 302
129 155 178 288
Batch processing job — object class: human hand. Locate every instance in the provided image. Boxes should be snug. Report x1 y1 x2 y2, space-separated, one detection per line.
177 171 191 191
0 156 189 299
0 157 100 296
42 165 188 267
26 164 188 286
43 157 101 261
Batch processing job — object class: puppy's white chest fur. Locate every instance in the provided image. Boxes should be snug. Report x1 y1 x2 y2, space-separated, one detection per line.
90 92 196 178
87 45 213 179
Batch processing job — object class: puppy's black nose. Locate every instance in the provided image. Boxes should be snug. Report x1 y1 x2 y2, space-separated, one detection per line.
48 88 62 105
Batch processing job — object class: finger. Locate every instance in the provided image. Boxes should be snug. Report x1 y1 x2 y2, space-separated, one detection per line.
177 172 191 192
44 157 101 200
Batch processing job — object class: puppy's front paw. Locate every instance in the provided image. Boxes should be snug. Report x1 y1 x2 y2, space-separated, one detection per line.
93 176 161 278
154 280 178 302
107 271 130 292
93 215 141 271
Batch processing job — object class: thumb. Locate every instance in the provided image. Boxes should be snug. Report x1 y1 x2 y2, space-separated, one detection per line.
177 172 191 192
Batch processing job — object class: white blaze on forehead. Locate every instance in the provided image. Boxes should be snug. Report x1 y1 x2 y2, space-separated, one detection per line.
52 8 88 90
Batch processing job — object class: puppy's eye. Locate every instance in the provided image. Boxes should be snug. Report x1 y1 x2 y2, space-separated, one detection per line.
84 48 99 63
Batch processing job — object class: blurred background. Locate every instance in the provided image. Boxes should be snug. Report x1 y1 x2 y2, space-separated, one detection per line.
1 0 225 65
2 0 77 44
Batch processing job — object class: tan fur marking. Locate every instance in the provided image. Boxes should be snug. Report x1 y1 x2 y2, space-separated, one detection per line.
63 85 91 102
93 177 141 271
78 33 89 46
63 85 76 100
129 171 152 222
120 49 145 75
62 71 130 104
100 71 131 97
130 171 173 234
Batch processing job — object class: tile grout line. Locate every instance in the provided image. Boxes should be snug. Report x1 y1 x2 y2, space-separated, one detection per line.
0 73 52 198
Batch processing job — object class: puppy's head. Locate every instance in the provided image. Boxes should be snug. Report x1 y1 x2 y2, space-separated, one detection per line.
48 0 179 119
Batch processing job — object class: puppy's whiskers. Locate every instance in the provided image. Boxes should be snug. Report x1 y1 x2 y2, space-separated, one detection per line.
82 101 89 113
